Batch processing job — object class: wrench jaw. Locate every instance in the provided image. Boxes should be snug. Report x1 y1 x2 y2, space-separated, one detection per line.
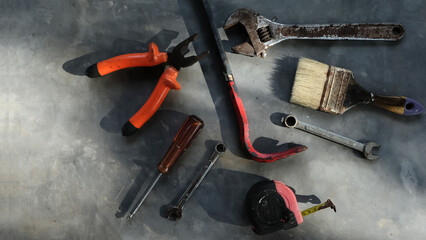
224 8 268 57
363 142 380 161
231 42 258 57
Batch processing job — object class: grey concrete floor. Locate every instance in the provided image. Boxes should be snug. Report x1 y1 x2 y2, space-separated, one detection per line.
1 0 425 239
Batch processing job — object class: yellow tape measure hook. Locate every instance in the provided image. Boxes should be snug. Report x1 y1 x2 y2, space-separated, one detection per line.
301 199 337 217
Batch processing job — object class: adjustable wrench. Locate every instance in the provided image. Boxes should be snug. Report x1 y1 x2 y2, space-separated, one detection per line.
282 115 380 160
224 8 405 57
167 142 226 221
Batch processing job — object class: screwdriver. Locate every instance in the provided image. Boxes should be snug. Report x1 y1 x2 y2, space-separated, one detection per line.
126 115 204 222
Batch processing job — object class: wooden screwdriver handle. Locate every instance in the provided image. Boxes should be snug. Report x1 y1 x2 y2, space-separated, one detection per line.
157 115 204 174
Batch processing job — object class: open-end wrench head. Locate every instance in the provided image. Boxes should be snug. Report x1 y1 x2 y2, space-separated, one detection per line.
224 8 267 57
363 142 380 160
166 206 183 221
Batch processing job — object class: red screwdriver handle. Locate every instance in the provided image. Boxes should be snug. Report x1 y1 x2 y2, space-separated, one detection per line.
89 42 168 77
126 66 180 132
158 115 204 174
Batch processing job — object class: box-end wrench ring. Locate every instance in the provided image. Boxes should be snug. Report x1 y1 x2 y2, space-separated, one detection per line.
282 115 380 160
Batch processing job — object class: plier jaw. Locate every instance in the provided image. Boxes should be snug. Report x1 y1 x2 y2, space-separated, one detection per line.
167 34 209 70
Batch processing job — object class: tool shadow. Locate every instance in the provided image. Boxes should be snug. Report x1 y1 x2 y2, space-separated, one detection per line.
269 56 299 103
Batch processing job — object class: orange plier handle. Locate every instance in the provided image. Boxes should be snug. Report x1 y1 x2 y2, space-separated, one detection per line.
86 43 168 77
123 66 180 135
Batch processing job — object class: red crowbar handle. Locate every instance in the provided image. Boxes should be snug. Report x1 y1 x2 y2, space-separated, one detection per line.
202 0 307 162
85 34 208 136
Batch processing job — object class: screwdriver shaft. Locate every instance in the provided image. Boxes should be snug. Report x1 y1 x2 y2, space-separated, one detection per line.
126 172 163 222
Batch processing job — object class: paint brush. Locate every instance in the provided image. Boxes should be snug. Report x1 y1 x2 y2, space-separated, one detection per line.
290 58 424 116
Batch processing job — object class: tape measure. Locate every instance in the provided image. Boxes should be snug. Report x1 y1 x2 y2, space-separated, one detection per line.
246 180 336 235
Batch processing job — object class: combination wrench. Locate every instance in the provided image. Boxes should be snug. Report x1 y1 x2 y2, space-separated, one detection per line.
282 115 380 160
167 142 227 221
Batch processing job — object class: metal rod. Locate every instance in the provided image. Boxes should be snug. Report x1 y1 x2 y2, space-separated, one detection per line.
126 172 163 222
177 142 226 209
202 0 234 81
167 142 226 220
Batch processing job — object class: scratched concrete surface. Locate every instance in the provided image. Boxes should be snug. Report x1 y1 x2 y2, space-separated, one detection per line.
0 0 425 239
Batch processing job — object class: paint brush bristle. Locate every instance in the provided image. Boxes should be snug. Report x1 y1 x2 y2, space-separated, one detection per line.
290 58 330 110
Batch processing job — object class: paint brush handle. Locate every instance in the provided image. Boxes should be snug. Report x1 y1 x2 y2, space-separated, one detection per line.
373 95 424 116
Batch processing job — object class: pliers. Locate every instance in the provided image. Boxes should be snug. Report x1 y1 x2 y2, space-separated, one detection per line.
85 34 208 136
